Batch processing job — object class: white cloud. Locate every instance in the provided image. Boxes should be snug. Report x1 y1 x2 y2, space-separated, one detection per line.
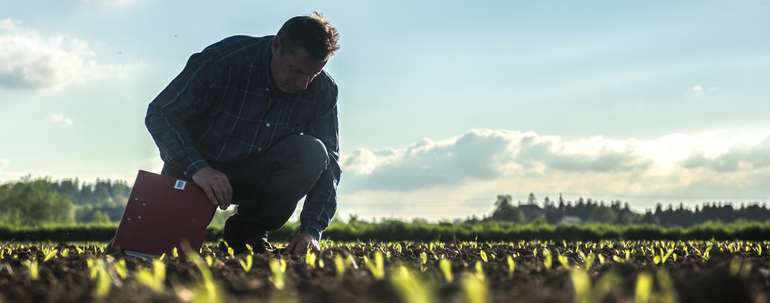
48 113 74 127
338 128 770 220
0 159 8 170
682 135 770 172
691 85 703 93
690 84 720 94
0 18 16 31
79 0 141 7
341 129 512 191
342 129 657 191
0 18 136 91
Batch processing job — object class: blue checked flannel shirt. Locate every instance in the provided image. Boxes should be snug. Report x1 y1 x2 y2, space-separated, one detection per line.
144 35 341 241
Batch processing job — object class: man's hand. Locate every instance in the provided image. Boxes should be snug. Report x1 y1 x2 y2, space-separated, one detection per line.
284 232 320 255
191 166 233 210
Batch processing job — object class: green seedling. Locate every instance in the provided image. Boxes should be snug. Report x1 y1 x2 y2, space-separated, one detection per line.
239 254 253 272
269 258 287 290
135 258 166 293
439 258 453 283
389 265 433 303
364 251 385 280
460 272 488 303
506 255 516 279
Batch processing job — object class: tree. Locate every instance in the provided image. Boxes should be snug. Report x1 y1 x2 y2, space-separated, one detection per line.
527 193 537 205
589 207 617 223
91 211 112 224
0 177 75 226
492 194 526 223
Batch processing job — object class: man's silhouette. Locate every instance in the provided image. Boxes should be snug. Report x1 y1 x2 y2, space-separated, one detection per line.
145 12 341 255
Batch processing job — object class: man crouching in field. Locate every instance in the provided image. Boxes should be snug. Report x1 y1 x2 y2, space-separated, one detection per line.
144 12 342 255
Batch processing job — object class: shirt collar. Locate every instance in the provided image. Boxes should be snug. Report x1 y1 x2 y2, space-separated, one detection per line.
264 36 277 94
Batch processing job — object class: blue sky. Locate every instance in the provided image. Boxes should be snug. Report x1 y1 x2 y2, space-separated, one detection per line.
1 1 769 220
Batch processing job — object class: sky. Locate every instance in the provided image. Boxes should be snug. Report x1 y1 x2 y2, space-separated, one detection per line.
1 0 769 221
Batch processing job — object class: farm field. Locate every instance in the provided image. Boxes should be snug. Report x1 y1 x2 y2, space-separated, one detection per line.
0 240 768 303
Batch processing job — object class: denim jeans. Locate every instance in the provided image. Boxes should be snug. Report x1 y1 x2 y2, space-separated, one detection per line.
160 134 329 243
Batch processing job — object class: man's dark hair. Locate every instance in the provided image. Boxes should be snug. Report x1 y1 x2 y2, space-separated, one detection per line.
276 12 340 61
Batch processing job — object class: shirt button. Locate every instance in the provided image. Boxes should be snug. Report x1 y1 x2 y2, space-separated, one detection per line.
265 122 271 128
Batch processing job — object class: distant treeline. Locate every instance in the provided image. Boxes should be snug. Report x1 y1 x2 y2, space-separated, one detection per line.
3 175 770 228
4 220 770 241
0 174 131 226
487 193 770 226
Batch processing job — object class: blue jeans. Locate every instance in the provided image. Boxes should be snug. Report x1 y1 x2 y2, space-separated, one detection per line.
160 134 329 242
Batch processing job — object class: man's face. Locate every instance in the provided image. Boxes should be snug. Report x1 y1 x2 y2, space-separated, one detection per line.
270 40 327 94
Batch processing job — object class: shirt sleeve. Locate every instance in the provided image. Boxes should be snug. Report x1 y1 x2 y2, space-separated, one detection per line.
298 85 342 241
144 50 218 179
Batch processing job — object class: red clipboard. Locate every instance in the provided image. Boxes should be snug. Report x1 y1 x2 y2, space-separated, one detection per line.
110 169 216 257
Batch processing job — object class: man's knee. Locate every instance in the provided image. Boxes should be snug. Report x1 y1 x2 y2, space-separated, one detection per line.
280 134 329 173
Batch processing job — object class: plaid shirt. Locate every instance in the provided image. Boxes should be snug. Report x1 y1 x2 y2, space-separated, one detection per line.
144 35 341 241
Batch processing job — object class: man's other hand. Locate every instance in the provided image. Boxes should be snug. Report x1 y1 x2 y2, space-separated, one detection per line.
284 232 320 255
191 166 233 210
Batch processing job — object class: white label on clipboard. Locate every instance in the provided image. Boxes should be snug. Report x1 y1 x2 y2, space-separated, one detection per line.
174 179 187 190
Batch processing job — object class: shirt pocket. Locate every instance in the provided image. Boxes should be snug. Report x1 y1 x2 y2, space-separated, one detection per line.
210 112 239 136
220 90 270 123
198 116 258 160
202 113 246 146
286 102 316 133
217 114 263 147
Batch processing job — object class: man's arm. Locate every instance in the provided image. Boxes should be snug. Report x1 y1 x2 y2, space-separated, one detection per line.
145 50 217 179
298 86 342 241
